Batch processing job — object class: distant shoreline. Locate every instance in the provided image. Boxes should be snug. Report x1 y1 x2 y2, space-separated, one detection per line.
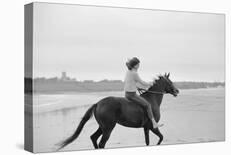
25 77 225 94
31 87 225 95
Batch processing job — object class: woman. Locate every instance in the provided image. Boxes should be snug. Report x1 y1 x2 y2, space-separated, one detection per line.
124 57 163 129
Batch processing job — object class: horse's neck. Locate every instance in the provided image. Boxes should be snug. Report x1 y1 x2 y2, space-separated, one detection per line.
150 94 163 107
148 83 164 107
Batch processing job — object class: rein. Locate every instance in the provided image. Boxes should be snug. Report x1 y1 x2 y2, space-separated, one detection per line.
137 87 166 95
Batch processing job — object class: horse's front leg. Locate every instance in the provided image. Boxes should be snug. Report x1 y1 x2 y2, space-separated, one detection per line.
143 127 150 146
150 128 163 145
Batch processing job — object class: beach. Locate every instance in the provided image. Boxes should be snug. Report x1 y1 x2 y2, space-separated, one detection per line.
29 88 225 153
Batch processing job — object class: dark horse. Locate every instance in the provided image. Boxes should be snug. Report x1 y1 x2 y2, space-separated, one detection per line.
58 73 179 149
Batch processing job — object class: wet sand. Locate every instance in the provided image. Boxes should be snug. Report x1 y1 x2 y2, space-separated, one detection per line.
31 88 225 153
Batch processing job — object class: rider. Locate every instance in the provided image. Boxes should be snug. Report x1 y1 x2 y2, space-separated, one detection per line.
124 57 163 129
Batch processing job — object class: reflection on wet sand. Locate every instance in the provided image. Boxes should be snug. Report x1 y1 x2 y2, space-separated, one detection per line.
32 88 225 153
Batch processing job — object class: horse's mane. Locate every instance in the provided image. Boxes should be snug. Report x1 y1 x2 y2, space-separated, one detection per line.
153 75 164 85
139 75 165 95
150 75 165 89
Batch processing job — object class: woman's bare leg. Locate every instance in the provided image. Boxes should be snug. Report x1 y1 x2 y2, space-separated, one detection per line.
135 95 163 128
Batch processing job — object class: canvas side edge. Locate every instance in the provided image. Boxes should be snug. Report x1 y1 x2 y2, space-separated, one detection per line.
24 3 34 153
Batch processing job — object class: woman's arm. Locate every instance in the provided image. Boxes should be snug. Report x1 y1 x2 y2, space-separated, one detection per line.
134 72 152 88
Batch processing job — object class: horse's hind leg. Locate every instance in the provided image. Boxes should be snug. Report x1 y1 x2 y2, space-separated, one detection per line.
98 125 115 148
150 128 163 145
90 127 102 149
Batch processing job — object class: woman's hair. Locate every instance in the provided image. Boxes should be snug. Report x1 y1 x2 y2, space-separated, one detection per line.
126 57 140 70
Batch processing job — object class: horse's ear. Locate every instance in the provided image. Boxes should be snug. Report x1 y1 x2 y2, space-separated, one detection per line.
167 72 170 78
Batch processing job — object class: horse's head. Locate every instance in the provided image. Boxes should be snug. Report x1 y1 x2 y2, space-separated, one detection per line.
150 73 179 97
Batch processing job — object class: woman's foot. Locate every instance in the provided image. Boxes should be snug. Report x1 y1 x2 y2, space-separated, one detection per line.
152 119 164 129
153 123 164 129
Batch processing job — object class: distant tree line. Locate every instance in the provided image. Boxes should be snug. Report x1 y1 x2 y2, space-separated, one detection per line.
174 81 225 89
24 77 225 94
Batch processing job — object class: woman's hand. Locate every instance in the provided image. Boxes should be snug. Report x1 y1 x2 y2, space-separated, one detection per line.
148 82 153 87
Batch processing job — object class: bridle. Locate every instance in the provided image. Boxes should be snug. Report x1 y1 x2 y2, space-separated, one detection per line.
137 87 166 95
137 76 173 95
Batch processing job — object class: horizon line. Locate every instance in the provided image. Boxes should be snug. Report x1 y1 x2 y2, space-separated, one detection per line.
30 77 225 83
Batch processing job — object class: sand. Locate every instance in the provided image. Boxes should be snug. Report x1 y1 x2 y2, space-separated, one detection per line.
31 88 225 153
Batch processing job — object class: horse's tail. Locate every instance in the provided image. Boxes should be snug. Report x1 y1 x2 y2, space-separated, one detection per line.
57 104 97 150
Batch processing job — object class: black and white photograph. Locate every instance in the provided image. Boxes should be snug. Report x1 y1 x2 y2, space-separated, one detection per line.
24 2 225 153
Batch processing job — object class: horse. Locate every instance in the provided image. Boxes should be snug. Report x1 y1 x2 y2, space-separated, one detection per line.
57 73 179 150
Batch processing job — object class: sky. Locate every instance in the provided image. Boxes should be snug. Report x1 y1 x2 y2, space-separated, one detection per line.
33 3 225 82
